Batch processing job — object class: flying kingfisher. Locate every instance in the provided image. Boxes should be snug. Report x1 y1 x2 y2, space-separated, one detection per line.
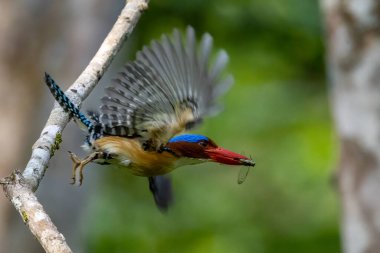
45 26 255 210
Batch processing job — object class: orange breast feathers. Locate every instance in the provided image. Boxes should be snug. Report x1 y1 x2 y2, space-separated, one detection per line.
94 136 177 176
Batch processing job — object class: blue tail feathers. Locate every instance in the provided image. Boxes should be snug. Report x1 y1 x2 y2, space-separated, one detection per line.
44 73 93 131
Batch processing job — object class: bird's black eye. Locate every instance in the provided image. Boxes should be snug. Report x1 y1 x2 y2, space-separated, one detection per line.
199 141 207 147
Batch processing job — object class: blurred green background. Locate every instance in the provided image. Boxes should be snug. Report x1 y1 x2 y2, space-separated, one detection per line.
82 0 339 252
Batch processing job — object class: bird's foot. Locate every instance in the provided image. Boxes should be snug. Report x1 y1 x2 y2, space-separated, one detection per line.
68 151 102 185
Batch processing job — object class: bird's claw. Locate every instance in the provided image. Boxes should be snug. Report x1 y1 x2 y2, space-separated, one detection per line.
68 151 102 185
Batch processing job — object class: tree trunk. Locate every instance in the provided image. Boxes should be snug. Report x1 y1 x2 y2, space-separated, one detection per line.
322 1 380 252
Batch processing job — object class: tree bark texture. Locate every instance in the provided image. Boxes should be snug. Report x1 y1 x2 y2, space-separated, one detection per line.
2 171 73 253
322 0 380 252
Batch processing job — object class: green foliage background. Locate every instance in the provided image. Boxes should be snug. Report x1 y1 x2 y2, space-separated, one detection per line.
83 1 339 252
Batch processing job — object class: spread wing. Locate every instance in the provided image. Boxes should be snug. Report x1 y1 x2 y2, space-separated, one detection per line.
99 26 233 150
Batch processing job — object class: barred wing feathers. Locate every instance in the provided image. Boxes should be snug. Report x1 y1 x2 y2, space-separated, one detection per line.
100 26 233 150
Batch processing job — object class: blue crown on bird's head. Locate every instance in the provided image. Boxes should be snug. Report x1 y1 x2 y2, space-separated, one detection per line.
169 134 209 144
167 134 255 166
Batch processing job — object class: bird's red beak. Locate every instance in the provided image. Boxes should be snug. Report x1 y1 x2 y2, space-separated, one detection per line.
205 147 255 166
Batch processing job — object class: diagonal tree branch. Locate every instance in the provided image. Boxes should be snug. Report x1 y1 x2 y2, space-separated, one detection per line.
26 0 148 191
1 171 73 253
1 1 149 252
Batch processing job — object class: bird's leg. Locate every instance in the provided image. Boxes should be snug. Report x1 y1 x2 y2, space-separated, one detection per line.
68 151 103 185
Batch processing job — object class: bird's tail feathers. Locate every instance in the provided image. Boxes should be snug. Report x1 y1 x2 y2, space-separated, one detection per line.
44 73 93 132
